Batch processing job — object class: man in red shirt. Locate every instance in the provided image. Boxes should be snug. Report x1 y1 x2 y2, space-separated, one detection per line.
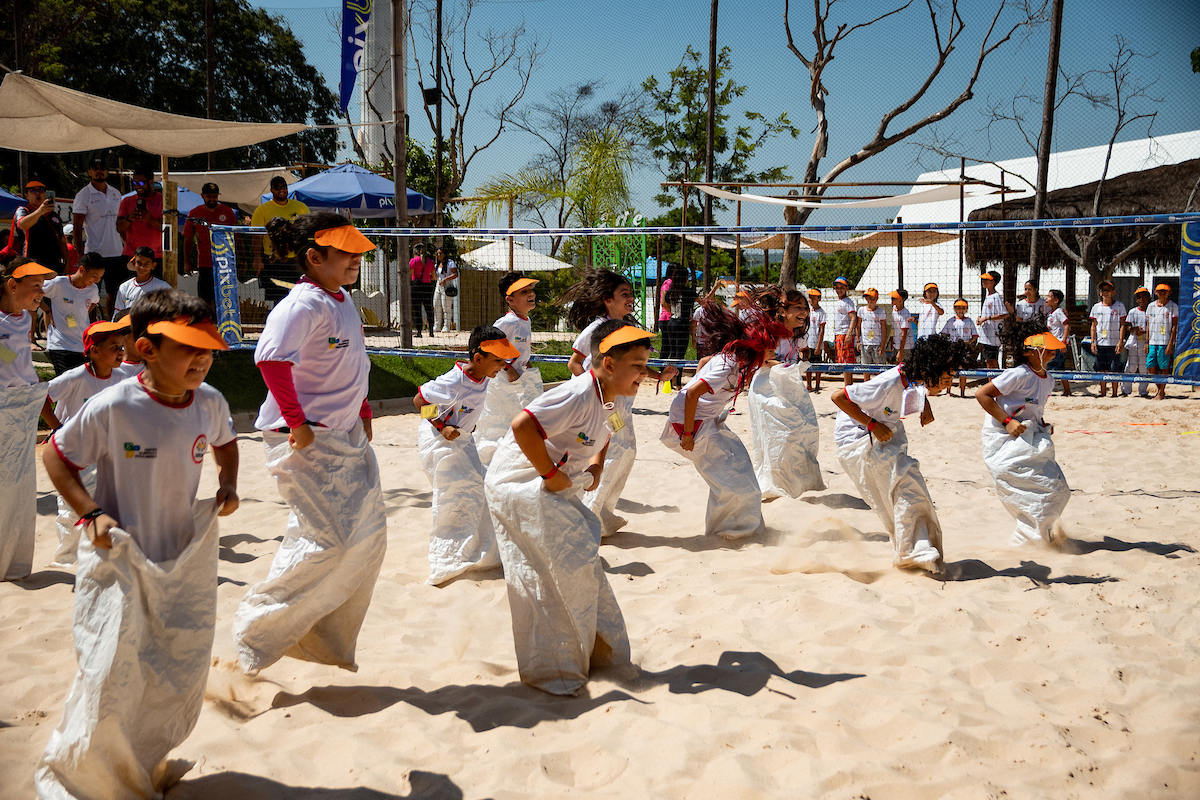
183 183 237 308
409 242 436 338
116 169 163 278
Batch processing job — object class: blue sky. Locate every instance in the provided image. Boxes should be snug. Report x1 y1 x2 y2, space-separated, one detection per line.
256 0 1200 226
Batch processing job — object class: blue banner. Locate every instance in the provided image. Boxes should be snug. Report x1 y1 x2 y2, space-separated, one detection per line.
1177 223 1200 378
339 0 372 115
212 228 243 346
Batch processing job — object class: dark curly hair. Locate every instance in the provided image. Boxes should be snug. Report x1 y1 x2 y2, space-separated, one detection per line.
266 211 356 273
558 269 636 331
998 313 1050 367
903 334 975 386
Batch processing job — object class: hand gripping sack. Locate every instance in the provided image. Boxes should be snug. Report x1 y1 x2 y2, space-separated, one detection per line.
981 419 1070 546
233 426 388 673
0 382 49 581
52 465 96 567
747 362 825 499
582 394 636 536
474 368 544 467
35 500 222 800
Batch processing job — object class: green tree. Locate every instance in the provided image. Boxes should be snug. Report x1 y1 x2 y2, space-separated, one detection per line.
1192 46 1200 73
2 0 337 190
798 250 876 290
636 45 799 217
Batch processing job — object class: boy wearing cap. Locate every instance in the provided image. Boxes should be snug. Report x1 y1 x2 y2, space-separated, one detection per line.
183 182 238 308
976 271 1011 368
1120 287 1152 398
831 277 857 386
486 319 647 695
1045 290 1072 396
475 273 545 466
1089 280 1126 398
888 289 911 364
115 246 171 312
804 288 826 391
858 288 888 367
939 299 979 395
38 289 239 797
40 252 105 375
414 325 519 585
1147 284 1179 400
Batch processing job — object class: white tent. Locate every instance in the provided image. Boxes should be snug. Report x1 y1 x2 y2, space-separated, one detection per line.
459 240 573 272
0 74 305 155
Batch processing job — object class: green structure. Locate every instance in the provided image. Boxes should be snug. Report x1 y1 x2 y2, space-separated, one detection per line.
592 213 649 325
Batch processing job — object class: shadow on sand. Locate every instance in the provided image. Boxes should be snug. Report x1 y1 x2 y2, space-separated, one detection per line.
939 559 1116 586
9 570 74 590
167 770 463 800
1058 535 1194 557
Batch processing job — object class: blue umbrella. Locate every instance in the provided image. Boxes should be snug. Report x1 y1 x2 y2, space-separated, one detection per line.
0 186 24 216
264 163 435 218
122 186 204 216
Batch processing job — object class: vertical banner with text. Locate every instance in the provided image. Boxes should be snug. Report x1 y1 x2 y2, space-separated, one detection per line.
339 0 373 115
212 227 243 346
1176 223 1200 377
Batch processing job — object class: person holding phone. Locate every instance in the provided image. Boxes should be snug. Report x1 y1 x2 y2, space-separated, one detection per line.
115 169 164 279
11 181 68 274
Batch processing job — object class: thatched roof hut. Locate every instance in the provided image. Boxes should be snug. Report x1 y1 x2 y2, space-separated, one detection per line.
965 157 1200 269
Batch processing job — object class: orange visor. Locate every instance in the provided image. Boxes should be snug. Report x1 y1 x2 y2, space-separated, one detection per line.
1024 332 1066 350
806 288 821 297
479 338 521 360
505 277 539 295
12 261 55 279
82 319 130 352
314 225 376 254
146 319 230 350
1155 283 1171 293
598 325 653 354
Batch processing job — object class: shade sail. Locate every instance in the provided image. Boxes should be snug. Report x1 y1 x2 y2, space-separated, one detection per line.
265 164 435 218
695 183 988 209
0 74 306 156
171 168 296 209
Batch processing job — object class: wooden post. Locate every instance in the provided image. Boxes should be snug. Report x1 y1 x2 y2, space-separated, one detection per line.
735 197 741 287
958 157 965 300
895 216 904 292
507 194 514 272
160 155 178 287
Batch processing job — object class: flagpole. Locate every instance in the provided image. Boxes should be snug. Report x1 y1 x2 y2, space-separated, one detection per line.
393 0 412 349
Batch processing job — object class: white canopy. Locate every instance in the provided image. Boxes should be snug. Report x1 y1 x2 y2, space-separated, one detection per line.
460 240 572 272
695 183 988 209
0 74 306 156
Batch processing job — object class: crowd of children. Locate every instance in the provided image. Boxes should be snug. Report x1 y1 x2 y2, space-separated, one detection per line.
5 229 1194 793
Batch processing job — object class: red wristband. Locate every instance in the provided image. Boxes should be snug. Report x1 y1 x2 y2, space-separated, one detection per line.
541 465 559 481
1003 416 1014 425
867 419 876 432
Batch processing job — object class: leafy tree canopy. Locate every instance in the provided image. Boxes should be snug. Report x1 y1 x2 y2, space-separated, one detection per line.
1 0 337 191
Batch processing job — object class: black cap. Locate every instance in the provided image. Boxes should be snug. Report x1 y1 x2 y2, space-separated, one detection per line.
87 156 106 169
201 182 219 194
269 176 287 189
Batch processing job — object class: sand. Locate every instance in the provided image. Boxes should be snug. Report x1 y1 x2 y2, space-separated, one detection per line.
3 381 1200 799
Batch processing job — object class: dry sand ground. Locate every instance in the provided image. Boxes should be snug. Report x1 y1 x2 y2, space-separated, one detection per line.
3 380 1200 799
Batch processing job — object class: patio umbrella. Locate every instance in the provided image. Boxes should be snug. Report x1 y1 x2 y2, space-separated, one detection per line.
264 163 435 218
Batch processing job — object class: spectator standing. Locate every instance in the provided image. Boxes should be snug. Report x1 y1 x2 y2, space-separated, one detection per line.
409 242 436 338
183 182 237 307
1120 286 1151 398
858 288 888 367
40 253 105 374
1089 280 1126 398
432 246 460 333
115 169 163 278
888 289 911 364
658 263 692 364
12 180 68 274
976 270 1012 368
1146 283 1179 401
250 176 309 305
72 156 125 316
831 276 858 386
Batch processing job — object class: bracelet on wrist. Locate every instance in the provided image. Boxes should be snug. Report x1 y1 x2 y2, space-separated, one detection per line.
867 419 877 432
541 465 559 481
78 508 105 527
1003 416 1015 425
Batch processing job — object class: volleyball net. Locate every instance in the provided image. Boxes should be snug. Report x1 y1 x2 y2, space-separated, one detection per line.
203 213 1200 385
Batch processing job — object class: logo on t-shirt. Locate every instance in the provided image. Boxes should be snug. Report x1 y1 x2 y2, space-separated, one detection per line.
458 404 471 415
328 337 350 350
123 442 157 459
883 406 893 415
576 431 597 447
192 434 209 464
1024 396 1039 405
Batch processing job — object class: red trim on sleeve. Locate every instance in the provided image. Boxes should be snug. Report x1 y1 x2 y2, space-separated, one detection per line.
525 410 548 440
258 360 307 428
49 433 86 472
696 378 714 395
359 397 373 420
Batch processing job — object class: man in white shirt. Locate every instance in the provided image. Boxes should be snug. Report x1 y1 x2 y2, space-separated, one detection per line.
975 271 1012 368
72 156 125 317
1146 283 1179 400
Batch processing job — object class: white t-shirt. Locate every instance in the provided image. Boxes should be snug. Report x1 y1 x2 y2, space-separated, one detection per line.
113 360 145 380
1016 297 1048 321
891 307 911 349
669 352 745 426
832 296 856 336
1124 307 1149 349
50 376 236 563
1089 302 1126 347
255 279 370 432
519 370 613 480
47 364 119 422
806 306 826 349
1047 308 1068 341
572 315 610 372
859 306 887 347
978 291 1008 346
1147 301 1179 346
939 315 978 342
987 364 1052 427
43 275 100 353
417 362 491 432
917 301 942 339
114 276 171 312
0 310 38 388
774 337 806 365
833 366 926 448
74 181 125 257
494 311 533 373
